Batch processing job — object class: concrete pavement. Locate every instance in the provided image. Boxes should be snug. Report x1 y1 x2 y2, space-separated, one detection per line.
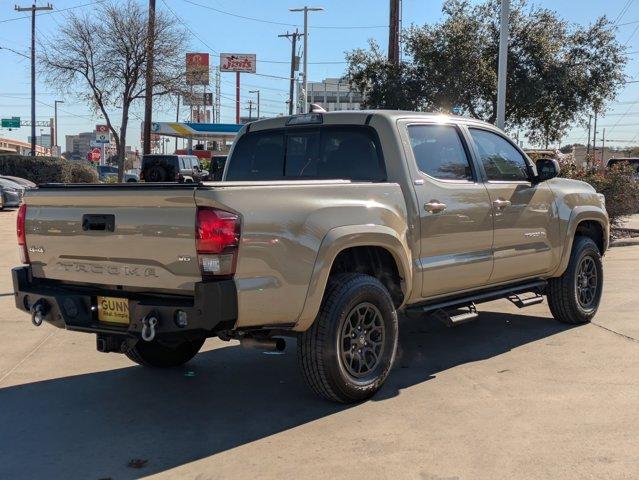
0 209 638 480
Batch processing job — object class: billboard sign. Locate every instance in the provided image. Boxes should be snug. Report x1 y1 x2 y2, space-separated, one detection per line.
95 125 110 144
220 53 256 73
186 53 210 85
183 92 213 106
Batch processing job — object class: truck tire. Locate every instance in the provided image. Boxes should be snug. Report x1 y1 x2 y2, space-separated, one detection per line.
125 338 205 368
547 236 603 324
298 273 398 403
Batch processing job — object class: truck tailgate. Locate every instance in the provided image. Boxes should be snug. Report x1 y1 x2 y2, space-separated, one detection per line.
24 185 201 292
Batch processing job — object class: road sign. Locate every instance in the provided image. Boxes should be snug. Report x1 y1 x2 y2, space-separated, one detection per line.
96 124 108 133
220 53 256 73
1 117 20 129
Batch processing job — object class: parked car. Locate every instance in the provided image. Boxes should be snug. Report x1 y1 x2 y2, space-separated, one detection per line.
0 178 25 208
0 176 36 188
140 154 209 182
12 111 609 403
97 165 139 183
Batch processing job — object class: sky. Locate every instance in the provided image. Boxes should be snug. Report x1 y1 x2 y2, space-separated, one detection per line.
0 0 638 151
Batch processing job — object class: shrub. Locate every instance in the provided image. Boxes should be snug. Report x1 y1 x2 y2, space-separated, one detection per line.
0 155 98 184
559 160 639 228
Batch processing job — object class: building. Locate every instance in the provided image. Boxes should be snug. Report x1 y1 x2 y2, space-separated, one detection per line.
65 132 95 160
0 136 51 156
28 133 52 148
304 78 363 112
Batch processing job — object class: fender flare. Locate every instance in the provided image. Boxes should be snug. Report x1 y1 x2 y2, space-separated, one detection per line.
551 206 609 277
293 224 412 332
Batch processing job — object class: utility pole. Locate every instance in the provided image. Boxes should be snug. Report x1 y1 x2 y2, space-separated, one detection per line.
592 109 598 165
249 89 260 119
496 0 509 130
215 67 221 123
53 99 63 151
247 100 254 121
388 0 400 65
279 30 302 115
290 6 323 114
15 2 53 157
601 127 606 168
174 94 180 152
586 114 592 157
142 0 156 156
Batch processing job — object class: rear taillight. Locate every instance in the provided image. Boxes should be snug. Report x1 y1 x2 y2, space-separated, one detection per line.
196 207 240 277
17 203 29 264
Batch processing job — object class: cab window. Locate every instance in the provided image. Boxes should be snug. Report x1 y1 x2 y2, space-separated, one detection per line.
469 129 530 181
408 124 473 181
226 126 385 182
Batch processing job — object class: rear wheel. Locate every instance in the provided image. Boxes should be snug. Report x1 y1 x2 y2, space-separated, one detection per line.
125 338 205 367
146 165 167 182
298 273 398 403
547 236 603 324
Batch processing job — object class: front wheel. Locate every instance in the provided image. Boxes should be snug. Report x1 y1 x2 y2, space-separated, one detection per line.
547 236 603 324
125 338 205 367
297 273 398 403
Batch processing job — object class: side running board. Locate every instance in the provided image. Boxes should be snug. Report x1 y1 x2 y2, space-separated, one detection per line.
507 293 544 308
433 303 479 327
406 280 547 318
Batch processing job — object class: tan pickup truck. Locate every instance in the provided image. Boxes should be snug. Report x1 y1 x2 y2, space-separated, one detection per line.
12 111 609 403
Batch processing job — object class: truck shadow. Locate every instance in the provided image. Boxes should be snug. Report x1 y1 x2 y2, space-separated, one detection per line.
0 310 572 479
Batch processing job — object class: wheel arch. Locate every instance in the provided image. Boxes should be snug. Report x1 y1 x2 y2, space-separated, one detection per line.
552 207 609 278
293 225 412 332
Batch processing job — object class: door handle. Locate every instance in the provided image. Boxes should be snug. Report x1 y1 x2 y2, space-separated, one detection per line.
492 199 512 210
424 201 447 213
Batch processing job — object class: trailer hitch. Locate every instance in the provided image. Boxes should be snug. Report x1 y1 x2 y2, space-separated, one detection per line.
30 299 49 327
141 312 159 342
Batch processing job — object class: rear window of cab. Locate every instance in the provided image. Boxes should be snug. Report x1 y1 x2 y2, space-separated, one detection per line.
225 126 386 182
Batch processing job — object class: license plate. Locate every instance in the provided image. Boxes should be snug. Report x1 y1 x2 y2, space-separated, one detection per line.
97 296 130 324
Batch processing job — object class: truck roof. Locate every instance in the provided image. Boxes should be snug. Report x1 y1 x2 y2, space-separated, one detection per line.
243 110 496 134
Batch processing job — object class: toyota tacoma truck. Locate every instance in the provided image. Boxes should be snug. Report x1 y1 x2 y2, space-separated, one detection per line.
12 111 609 403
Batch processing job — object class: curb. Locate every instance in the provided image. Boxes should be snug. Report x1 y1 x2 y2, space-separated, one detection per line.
610 238 639 248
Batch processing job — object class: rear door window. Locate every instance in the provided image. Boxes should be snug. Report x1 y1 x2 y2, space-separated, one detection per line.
226 126 385 181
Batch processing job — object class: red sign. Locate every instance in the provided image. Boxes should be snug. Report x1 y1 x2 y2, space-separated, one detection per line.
186 53 210 85
220 53 256 73
90 147 101 162
96 124 108 133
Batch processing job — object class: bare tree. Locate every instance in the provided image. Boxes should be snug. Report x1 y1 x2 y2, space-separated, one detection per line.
42 0 186 181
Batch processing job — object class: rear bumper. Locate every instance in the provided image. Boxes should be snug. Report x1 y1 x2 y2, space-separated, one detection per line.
12 266 237 337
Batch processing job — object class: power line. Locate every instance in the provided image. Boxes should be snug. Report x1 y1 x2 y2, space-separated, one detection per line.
0 0 107 24
181 0 388 30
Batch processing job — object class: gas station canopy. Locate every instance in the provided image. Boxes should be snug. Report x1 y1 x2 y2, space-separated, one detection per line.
150 122 242 140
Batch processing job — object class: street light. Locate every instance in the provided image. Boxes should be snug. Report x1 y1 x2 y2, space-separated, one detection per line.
54 100 64 150
249 89 260 119
289 6 324 114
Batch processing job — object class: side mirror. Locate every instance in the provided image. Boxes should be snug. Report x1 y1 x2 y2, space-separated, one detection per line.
535 158 560 182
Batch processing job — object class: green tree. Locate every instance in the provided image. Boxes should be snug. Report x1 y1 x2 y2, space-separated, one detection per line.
346 0 626 146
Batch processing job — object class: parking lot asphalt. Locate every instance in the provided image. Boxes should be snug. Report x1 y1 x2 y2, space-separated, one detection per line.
0 208 638 480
